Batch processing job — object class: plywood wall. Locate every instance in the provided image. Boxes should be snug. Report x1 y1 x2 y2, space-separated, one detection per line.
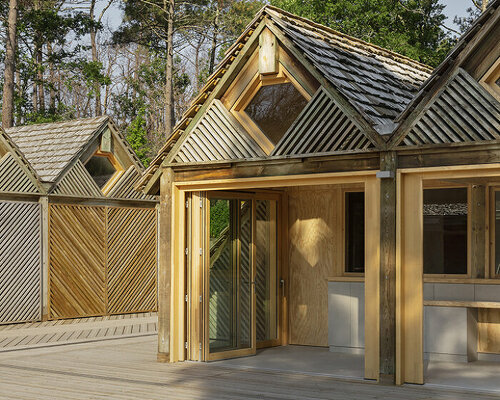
479 309 500 353
287 185 343 346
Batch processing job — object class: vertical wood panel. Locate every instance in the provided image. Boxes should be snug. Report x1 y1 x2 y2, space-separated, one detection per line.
49 204 106 319
478 309 500 353
287 185 341 346
107 207 157 314
0 201 42 323
365 176 380 380
398 173 424 384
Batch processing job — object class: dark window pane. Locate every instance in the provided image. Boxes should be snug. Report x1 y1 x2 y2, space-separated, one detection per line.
244 83 308 145
345 192 365 273
84 155 116 189
495 192 500 276
423 188 468 274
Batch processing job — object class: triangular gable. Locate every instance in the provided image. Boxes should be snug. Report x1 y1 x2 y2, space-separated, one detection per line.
272 87 375 156
397 69 500 147
0 129 44 194
172 100 266 163
51 160 103 197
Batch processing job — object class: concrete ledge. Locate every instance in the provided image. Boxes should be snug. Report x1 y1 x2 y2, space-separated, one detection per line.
424 352 468 363
478 352 500 362
329 345 364 355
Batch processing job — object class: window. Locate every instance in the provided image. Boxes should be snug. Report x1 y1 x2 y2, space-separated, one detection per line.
480 58 500 101
423 188 468 275
345 192 365 273
84 154 118 189
244 83 308 146
493 191 500 277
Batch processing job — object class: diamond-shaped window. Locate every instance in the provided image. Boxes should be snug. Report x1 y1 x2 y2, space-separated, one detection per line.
84 155 117 189
244 82 308 146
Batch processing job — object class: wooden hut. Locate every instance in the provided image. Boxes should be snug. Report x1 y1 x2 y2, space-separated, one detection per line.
0 116 158 324
137 1 500 386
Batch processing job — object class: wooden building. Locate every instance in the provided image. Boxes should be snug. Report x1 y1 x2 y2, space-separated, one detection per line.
137 2 500 385
0 116 158 324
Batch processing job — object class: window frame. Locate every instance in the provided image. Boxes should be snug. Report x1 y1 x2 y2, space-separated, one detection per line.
84 150 124 195
422 182 471 278
479 57 500 102
489 186 500 279
230 64 312 155
342 188 365 277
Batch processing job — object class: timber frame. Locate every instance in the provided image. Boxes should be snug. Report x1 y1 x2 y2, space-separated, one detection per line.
143 0 500 388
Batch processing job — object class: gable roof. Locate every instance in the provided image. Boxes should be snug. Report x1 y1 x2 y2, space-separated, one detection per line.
4 116 144 186
137 5 431 194
389 0 500 147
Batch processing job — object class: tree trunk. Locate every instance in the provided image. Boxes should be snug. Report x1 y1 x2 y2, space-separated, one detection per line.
47 41 56 113
90 0 102 116
2 0 18 129
208 0 220 75
164 0 174 138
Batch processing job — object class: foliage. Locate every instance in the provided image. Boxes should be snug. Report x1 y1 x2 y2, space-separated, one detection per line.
210 199 230 238
125 107 151 166
269 0 455 67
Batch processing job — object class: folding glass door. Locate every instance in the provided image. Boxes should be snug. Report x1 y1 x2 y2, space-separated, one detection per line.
204 193 279 361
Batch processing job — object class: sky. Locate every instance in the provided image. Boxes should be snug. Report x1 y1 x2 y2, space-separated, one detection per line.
98 0 477 33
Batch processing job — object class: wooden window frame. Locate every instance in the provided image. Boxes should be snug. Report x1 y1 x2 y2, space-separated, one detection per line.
480 57 500 102
230 64 312 155
421 183 471 279
84 150 125 195
489 186 500 279
342 188 365 277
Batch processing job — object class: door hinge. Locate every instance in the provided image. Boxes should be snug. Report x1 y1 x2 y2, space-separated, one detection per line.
200 199 203 208
199 295 202 303
185 294 188 302
185 341 188 349
199 248 203 256
186 200 189 208
199 342 202 350
185 248 189 256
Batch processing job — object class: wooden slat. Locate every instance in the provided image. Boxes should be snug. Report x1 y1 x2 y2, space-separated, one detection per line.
0 201 42 323
107 166 157 201
107 207 157 314
48 204 106 319
0 153 39 193
51 160 102 197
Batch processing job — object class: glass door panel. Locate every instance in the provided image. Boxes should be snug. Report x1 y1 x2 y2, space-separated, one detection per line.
207 198 255 359
255 200 279 345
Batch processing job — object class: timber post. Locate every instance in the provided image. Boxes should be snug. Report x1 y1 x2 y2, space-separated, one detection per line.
39 195 49 321
471 184 486 279
378 151 397 382
158 167 174 362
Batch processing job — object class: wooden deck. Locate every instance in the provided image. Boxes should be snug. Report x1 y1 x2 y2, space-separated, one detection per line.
0 312 157 352
0 336 498 399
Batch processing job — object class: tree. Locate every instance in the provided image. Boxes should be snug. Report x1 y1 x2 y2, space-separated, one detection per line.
269 0 454 66
2 0 18 128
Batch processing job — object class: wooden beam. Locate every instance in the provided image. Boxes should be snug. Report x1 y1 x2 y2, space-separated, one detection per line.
158 167 173 362
471 184 486 278
40 196 49 321
259 28 278 75
379 152 397 382
365 175 381 380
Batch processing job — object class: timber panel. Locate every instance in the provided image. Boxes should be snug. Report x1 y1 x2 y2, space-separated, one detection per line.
107 207 157 314
0 201 41 323
0 153 39 193
400 69 500 146
288 186 342 346
52 160 102 197
174 100 266 162
107 166 156 200
478 309 500 353
272 88 374 156
49 204 106 319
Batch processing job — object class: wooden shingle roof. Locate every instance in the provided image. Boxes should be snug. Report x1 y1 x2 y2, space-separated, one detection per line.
5 116 109 183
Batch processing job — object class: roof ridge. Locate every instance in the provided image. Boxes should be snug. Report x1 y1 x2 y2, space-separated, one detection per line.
5 115 109 132
264 5 433 74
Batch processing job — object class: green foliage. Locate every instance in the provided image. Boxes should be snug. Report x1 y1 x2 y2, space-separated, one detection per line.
270 0 455 67
126 108 151 166
210 200 230 238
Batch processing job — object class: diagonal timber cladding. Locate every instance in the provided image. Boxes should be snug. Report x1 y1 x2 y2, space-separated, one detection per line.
400 68 500 146
272 87 375 156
